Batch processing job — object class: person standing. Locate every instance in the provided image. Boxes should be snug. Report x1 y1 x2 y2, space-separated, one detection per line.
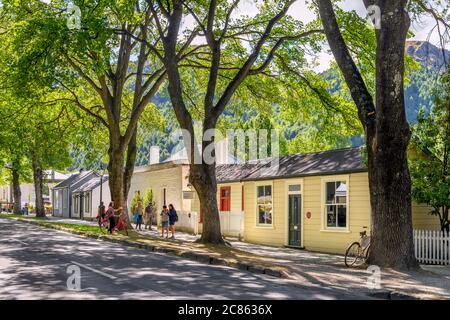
160 205 170 238
105 202 116 234
144 202 153 230
168 204 177 240
135 201 143 230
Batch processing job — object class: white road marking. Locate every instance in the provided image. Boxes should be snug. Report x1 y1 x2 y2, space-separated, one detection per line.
70 261 118 280
12 239 28 245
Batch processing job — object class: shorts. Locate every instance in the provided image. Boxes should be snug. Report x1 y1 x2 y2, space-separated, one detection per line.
162 221 169 228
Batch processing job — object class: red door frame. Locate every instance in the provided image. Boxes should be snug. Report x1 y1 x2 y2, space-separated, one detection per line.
220 186 231 212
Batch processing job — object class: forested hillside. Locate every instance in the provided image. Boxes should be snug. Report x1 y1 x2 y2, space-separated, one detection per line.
131 41 449 167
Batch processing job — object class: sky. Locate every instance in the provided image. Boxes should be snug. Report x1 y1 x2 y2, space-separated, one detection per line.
34 0 448 72
233 0 448 71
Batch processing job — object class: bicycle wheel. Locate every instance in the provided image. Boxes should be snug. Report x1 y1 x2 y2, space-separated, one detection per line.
363 244 371 263
345 242 362 267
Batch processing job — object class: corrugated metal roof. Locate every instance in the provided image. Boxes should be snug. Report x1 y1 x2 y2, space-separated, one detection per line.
216 147 367 183
72 175 109 193
52 171 99 190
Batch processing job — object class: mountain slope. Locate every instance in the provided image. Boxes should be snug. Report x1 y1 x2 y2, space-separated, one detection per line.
404 41 449 122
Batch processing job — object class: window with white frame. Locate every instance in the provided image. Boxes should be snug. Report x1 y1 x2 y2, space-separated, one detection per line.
54 190 59 209
257 185 272 225
63 189 68 209
73 195 78 215
84 193 90 213
324 181 348 229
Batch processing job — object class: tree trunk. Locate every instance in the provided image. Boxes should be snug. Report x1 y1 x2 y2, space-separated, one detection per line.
31 154 45 217
11 166 21 215
317 0 417 268
108 146 125 209
366 1 418 269
123 128 137 210
440 206 449 235
190 162 224 245
107 140 133 228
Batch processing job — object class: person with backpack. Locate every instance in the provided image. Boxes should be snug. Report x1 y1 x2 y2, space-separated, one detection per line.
168 204 178 240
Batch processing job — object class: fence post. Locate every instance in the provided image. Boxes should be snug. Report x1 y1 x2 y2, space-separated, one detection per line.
447 231 450 265
421 230 424 263
444 231 447 264
414 229 417 261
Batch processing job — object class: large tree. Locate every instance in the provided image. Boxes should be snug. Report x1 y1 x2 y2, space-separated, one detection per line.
149 0 322 244
0 133 30 215
1 0 167 218
316 0 449 268
0 84 79 216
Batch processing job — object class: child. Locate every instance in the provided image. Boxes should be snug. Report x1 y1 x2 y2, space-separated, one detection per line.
135 201 143 231
160 205 170 238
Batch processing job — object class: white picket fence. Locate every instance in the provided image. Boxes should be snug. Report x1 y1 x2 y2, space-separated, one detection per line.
175 210 244 238
219 211 245 238
414 229 450 265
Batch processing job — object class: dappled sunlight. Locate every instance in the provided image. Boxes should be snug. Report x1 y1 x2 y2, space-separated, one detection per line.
0 218 368 300
228 238 450 298
3 218 447 299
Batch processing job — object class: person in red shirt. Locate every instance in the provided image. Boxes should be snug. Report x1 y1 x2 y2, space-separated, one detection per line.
105 201 121 234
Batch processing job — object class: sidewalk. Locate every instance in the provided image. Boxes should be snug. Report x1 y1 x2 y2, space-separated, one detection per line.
230 241 450 299
137 224 450 299
5 214 450 299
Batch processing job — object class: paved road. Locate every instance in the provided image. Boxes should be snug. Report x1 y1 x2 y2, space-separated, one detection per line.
0 218 370 300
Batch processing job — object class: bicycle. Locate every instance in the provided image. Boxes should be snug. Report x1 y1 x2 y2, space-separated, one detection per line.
345 230 371 267
97 211 128 236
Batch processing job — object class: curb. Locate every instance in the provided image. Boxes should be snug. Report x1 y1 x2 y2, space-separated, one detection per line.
366 290 418 300
10 217 289 279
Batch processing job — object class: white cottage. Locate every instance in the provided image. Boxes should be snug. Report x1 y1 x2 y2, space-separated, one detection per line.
128 141 244 236
71 173 111 220
1 170 69 212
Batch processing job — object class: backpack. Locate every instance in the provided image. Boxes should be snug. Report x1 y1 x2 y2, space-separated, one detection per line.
174 211 179 222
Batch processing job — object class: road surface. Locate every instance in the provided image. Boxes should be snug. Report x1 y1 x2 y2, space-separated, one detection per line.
0 218 370 300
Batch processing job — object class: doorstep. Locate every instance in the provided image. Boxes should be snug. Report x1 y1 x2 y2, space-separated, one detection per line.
284 245 305 250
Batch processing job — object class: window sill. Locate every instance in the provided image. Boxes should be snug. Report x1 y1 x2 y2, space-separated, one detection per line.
320 228 350 233
254 225 275 230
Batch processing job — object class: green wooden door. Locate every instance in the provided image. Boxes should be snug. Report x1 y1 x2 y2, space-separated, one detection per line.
288 194 301 247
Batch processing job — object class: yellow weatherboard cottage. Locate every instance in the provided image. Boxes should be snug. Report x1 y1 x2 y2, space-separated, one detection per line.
215 147 439 255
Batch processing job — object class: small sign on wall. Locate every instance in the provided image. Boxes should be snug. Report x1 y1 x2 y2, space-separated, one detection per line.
306 211 311 219
183 191 194 199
